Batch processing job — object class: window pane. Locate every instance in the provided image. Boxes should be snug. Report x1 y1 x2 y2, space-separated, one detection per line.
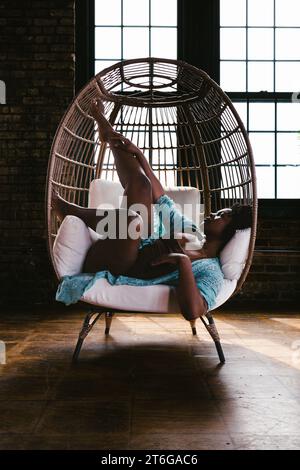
249 133 275 165
248 0 274 26
248 29 273 60
277 133 300 165
256 166 275 198
95 60 118 74
233 102 248 128
151 0 177 26
154 169 176 187
95 27 121 59
276 29 300 60
151 28 177 59
277 167 300 198
220 0 246 26
220 28 246 60
126 107 149 125
220 62 246 91
95 0 121 25
249 103 275 131
123 131 149 149
123 27 149 59
276 0 300 26
277 103 300 131
123 0 149 26
248 62 274 92
276 62 300 92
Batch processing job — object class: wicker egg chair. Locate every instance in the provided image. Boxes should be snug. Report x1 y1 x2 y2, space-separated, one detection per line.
46 57 257 363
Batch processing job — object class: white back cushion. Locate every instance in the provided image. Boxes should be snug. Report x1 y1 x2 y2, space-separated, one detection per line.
88 179 202 227
53 216 93 278
89 179 124 210
219 229 251 280
53 210 137 278
160 186 201 227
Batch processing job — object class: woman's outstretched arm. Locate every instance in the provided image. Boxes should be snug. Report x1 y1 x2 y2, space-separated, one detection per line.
151 253 208 321
175 257 208 320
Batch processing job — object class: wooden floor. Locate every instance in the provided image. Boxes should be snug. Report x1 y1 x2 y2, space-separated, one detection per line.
0 307 300 450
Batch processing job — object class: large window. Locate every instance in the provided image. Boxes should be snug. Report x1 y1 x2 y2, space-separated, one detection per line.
94 0 177 74
92 0 178 185
220 0 300 198
78 0 300 200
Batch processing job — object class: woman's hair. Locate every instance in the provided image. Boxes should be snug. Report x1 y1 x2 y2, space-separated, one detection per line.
230 203 253 230
220 203 252 250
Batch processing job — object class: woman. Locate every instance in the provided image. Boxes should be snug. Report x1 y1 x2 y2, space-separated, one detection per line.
53 98 252 321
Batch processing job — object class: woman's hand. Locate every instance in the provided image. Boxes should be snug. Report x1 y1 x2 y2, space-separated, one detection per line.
151 253 190 266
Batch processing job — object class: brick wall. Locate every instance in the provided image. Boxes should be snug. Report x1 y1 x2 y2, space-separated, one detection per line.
0 1 299 308
227 212 300 308
0 0 75 306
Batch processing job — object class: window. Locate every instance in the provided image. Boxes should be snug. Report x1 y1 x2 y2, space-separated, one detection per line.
94 0 177 74
92 0 178 184
76 0 300 200
220 0 300 198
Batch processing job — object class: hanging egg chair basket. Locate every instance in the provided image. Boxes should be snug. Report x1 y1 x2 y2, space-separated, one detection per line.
46 57 257 362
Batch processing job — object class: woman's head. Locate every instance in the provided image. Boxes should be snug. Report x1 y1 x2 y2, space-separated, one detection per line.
204 203 252 251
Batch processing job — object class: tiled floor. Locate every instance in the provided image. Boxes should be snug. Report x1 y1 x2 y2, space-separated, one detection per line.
0 307 300 450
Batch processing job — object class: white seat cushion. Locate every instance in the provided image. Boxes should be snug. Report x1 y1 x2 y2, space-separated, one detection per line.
82 278 180 313
53 179 249 312
81 277 237 313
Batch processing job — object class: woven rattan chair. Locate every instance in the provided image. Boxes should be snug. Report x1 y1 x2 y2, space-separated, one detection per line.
46 57 257 363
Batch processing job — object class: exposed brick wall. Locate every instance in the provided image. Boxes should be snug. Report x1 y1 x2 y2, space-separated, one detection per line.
0 1 299 308
245 251 299 303
0 0 75 306
227 214 300 308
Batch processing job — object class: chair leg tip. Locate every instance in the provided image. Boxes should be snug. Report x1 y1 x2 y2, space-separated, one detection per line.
192 327 197 335
215 341 225 363
105 327 110 335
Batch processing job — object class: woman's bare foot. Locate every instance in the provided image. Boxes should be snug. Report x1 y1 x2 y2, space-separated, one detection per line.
90 98 117 143
90 97 105 118
90 98 132 150
90 98 138 153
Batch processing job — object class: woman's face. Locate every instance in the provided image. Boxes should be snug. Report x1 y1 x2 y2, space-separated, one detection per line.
204 208 233 240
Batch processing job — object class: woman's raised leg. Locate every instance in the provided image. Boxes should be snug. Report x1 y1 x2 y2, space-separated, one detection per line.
90 98 154 235
52 190 143 275
90 98 165 202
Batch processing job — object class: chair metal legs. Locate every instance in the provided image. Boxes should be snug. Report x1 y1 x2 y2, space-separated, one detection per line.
189 320 197 336
72 310 103 363
190 314 225 363
72 309 224 364
105 312 114 335
200 312 225 363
